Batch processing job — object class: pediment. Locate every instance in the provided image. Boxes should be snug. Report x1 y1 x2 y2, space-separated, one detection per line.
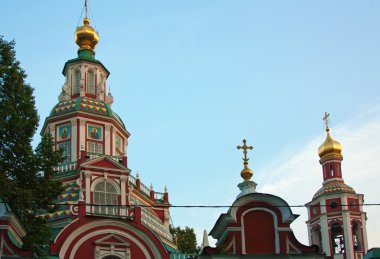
80 156 131 173
94 234 130 247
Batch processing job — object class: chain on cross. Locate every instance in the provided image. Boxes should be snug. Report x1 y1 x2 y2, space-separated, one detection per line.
237 139 253 164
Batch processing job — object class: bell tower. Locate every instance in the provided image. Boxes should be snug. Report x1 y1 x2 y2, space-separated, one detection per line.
306 113 368 259
41 13 128 166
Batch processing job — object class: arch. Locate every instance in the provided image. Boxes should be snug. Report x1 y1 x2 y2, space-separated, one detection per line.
57 220 163 259
352 220 363 251
328 219 343 227
103 256 122 259
92 178 120 216
231 193 298 224
311 224 322 251
91 177 120 193
87 70 95 95
74 70 81 94
241 207 279 254
330 222 344 254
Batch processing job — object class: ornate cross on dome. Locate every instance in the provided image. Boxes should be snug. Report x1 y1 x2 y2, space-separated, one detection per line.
323 112 330 131
237 139 253 164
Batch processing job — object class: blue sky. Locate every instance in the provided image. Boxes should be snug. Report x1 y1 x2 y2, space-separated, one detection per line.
2 0 380 248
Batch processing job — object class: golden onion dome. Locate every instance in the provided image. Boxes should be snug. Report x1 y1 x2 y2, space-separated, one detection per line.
241 164 253 181
318 128 342 159
74 17 99 52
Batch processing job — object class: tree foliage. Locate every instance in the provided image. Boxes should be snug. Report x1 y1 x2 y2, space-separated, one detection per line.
170 225 198 254
0 36 64 256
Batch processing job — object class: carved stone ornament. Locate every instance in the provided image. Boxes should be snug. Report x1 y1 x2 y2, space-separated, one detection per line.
84 171 92 178
58 83 70 102
120 175 127 183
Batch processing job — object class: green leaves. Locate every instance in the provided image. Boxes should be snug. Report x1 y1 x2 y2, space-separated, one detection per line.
0 36 64 257
170 225 199 254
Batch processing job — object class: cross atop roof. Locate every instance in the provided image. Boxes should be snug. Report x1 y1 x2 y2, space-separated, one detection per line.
237 139 253 165
323 112 330 132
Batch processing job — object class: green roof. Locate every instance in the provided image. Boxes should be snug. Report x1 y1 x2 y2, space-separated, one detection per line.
62 49 110 77
49 97 126 130
365 248 380 259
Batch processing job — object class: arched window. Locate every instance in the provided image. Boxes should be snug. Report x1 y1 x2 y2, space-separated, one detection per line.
352 221 362 251
94 180 119 216
311 225 322 251
74 70 81 94
87 70 95 94
331 223 344 254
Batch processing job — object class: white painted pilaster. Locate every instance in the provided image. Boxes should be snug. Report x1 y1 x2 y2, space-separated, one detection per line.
120 175 127 216
342 211 354 259
105 124 112 155
85 171 92 213
320 214 331 256
71 119 77 162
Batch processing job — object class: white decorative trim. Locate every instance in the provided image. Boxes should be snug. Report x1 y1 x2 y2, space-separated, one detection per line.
58 220 162 259
286 236 300 254
91 177 121 194
53 218 80 243
70 229 149 259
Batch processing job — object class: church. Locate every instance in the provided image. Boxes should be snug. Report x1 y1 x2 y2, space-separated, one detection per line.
0 3 370 259
198 117 368 259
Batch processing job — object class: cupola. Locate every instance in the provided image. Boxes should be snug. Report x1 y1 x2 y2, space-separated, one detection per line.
318 112 342 160
74 17 99 55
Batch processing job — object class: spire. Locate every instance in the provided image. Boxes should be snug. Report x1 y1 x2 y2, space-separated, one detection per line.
74 0 99 57
237 139 254 181
201 230 210 248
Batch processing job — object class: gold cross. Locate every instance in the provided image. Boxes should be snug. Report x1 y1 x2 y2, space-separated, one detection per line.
237 139 253 164
323 112 330 131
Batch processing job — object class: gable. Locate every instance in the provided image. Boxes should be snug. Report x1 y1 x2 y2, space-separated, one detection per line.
80 156 130 172
94 234 131 246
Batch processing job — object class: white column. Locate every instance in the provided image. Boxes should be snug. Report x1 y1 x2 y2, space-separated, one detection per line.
307 221 312 245
79 120 86 155
85 171 92 213
361 212 368 253
71 119 77 162
120 175 127 216
342 211 354 259
320 214 331 256
105 124 112 155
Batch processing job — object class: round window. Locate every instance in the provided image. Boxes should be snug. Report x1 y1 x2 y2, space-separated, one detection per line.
330 202 338 209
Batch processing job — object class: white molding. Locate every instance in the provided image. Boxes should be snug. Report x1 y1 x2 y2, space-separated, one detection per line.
58 220 162 259
70 229 149 259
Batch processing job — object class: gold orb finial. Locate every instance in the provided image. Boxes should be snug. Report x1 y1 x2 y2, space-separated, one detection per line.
318 112 342 159
237 139 254 181
74 17 99 52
